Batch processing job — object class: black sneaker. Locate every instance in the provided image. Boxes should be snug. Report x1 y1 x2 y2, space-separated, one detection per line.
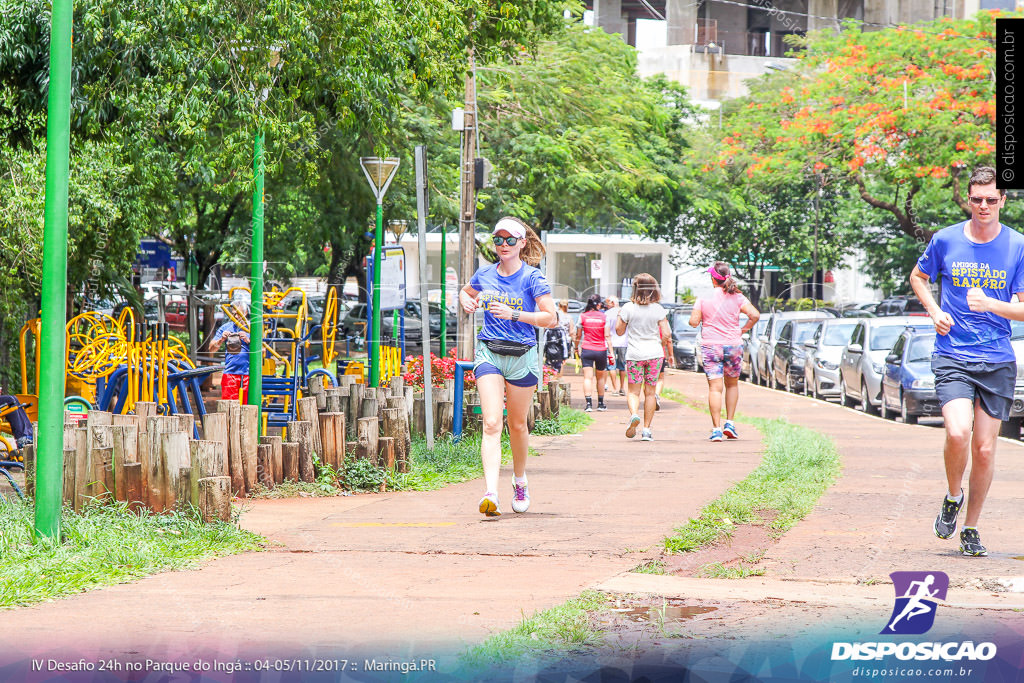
597 402 607 411
933 492 964 539
960 528 988 557
584 402 593 413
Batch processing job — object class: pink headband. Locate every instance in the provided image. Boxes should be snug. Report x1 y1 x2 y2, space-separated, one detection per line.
708 265 727 281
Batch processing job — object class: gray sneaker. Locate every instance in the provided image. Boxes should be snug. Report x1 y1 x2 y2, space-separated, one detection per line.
934 491 964 540
960 528 987 556
640 428 653 441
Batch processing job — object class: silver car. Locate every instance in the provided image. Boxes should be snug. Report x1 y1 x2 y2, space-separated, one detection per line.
839 316 934 413
754 310 832 386
803 319 860 399
742 317 768 381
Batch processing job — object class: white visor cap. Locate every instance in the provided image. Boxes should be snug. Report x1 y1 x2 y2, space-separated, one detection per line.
492 217 527 240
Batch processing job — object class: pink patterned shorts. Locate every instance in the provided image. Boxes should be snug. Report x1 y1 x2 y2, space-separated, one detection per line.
701 344 743 379
625 357 663 386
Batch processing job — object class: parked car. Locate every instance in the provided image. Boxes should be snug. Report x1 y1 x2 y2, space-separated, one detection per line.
880 329 939 424
754 310 833 386
841 309 877 318
380 300 457 348
340 303 368 344
669 310 700 371
838 316 935 413
803 319 859 400
1003 320 1024 438
771 319 824 392
742 317 769 381
874 295 929 317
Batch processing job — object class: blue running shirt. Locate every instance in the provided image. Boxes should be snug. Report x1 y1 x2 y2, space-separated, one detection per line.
470 262 552 347
212 321 251 375
916 221 1024 363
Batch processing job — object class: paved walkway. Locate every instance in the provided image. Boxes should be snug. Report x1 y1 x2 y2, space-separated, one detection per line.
4 370 1024 668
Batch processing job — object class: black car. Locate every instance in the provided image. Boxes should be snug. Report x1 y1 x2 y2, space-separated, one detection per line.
668 309 699 371
380 300 457 348
771 319 824 392
874 296 929 317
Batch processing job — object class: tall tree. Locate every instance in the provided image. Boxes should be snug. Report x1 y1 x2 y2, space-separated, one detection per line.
711 11 1016 242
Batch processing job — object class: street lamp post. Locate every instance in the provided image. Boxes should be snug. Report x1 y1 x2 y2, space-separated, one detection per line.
360 157 400 387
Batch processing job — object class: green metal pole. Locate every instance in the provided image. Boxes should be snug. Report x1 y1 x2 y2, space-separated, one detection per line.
249 131 264 432
371 202 383 386
36 0 74 540
440 222 447 358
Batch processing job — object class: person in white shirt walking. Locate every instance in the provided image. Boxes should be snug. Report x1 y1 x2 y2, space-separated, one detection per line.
616 273 674 441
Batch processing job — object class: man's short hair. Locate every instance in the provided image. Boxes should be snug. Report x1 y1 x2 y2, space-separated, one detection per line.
968 166 1005 196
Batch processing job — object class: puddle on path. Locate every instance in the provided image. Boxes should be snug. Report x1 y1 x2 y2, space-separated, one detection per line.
618 605 718 623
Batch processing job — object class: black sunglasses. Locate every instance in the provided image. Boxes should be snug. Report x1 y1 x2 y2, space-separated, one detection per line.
969 196 1002 206
492 235 519 246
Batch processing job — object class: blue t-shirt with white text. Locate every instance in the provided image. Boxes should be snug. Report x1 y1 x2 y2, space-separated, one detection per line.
470 262 552 347
916 221 1024 363
213 321 251 375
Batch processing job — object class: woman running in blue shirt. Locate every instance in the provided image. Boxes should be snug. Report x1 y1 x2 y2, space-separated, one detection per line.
460 217 557 516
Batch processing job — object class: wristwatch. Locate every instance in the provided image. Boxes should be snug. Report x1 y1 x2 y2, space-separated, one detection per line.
512 310 521 322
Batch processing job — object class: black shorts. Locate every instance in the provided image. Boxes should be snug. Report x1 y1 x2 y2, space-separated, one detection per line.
580 348 608 371
932 355 1016 421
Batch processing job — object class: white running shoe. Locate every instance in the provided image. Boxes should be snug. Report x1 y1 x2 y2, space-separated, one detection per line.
626 415 641 438
511 480 530 513
478 492 501 516
641 428 653 441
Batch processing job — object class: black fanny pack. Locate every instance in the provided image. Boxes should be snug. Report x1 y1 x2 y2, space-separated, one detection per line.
483 339 533 358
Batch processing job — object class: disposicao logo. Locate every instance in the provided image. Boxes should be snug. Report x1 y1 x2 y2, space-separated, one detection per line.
882 571 948 635
831 571 997 663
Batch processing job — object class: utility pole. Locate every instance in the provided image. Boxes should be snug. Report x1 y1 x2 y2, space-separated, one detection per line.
457 49 477 361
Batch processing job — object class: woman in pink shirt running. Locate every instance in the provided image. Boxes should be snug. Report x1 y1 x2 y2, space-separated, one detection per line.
689 262 760 442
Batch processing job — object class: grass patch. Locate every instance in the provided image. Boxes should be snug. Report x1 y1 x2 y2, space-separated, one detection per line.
631 559 666 574
698 561 766 579
458 590 610 669
394 408 591 492
0 501 263 609
661 392 841 556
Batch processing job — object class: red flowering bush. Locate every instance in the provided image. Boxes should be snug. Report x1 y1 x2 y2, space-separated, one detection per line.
404 349 476 390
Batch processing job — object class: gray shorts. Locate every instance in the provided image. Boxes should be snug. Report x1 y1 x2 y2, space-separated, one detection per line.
613 347 627 371
932 355 1016 421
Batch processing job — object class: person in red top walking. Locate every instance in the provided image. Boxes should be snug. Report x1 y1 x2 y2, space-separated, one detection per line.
689 262 760 442
574 293 612 412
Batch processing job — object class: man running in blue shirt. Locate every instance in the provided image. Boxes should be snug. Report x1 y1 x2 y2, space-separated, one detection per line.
910 166 1024 557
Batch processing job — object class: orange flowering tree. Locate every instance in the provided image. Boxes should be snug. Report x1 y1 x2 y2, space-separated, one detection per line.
707 11 1012 243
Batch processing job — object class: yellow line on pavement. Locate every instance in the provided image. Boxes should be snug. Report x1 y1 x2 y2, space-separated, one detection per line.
331 522 457 528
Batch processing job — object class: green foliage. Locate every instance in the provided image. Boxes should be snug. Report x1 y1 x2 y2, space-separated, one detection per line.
458 590 610 669
343 458 391 492
531 406 593 435
476 24 694 231
707 12 1024 240
0 501 262 608
631 559 666 574
662 416 841 554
